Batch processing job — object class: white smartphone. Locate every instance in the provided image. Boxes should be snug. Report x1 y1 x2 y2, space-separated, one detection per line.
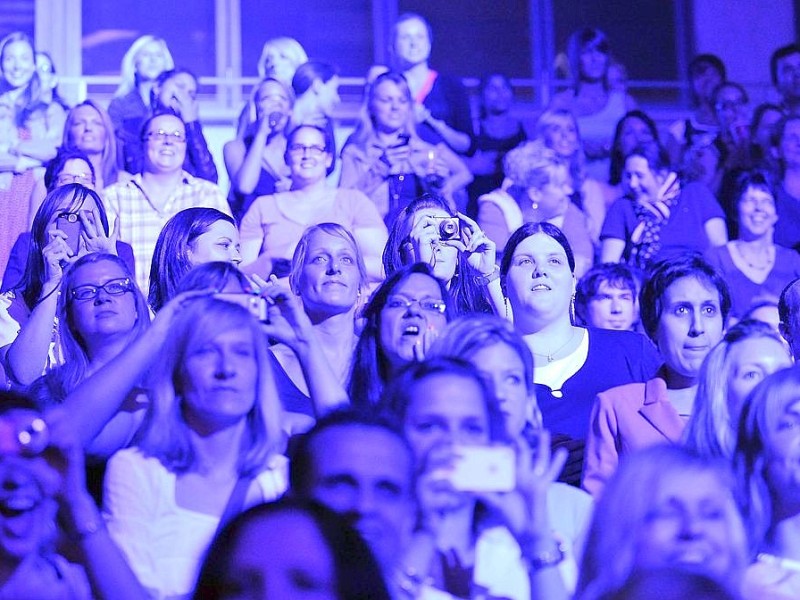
448 445 516 493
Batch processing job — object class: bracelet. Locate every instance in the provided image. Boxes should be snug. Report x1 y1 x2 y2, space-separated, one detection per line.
524 538 567 571
478 266 500 286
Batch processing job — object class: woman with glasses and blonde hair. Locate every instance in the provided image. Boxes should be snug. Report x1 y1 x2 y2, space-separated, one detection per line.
239 124 387 283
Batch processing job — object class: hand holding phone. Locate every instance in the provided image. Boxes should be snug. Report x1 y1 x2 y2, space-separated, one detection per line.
448 445 516 493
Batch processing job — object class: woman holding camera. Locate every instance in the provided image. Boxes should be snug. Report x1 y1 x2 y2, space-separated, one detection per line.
383 194 502 315
339 71 472 225
383 357 577 600
239 124 387 282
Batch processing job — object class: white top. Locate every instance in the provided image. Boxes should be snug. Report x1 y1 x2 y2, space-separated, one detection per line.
103 448 288 600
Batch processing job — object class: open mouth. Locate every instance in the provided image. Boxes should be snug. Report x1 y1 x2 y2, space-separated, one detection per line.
402 324 421 336
532 283 551 291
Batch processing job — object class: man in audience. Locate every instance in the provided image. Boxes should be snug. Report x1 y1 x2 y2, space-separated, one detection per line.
771 43 800 115
103 111 230 291
289 410 416 579
575 262 640 331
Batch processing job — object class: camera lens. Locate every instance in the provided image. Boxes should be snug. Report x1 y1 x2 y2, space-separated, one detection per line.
440 220 458 238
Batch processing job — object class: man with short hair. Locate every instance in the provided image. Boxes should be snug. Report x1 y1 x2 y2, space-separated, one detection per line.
289 410 416 579
103 112 230 291
770 43 800 114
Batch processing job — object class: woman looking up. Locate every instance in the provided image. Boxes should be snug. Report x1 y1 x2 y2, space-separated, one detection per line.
390 13 472 154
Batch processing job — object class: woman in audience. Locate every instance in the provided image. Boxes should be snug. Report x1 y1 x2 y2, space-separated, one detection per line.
713 81 753 173
577 445 748 600
583 254 729 495
600 143 728 269
549 28 637 182
500 222 661 485
234 36 307 139
665 54 726 167
0 32 39 113
384 194 498 315
465 73 527 217
478 138 594 276
735 367 800 598
430 313 595 491
148 207 241 312
750 102 783 172
536 108 608 242
239 124 387 282
64 100 123 191
193 499 391 600
774 114 800 251
608 110 660 190
339 71 472 224
348 262 453 407
684 319 792 459
389 13 472 154
107 35 174 133
224 77 293 220
383 357 577 600
706 170 800 321
102 296 287 599
267 223 366 422
1 184 127 385
28 252 151 458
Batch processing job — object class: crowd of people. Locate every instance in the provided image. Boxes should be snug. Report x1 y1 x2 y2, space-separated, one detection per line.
2 13 800 600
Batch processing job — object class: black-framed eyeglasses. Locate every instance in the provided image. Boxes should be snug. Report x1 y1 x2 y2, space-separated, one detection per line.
384 295 447 314
288 144 326 157
143 129 187 143
70 278 135 302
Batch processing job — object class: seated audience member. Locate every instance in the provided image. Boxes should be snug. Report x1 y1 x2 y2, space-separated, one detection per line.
772 115 800 251
348 263 453 408
779 278 800 359
62 100 124 192
536 108 609 242
384 194 498 315
382 357 577 600
465 73 527 217
193 498 391 600
266 223 366 423
712 82 754 181
592 568 741 600
148 207 241 312
102 112 230 292
735 367 800 598
607 110 660 194
34 51 69 138
224 77 293 220
770 42 800 115
577 445 748 600
665 54 726 167
2 185 129 385
288 410 416 588
101 296 287 599
389 13 472 154
683 319 792 459
239 124 386 282
750 102 783 173
600 143 728 270
28 252 151 458
119 68 218 182
290 61 340 132
0 390 149 600
549 27 636 182
339 71 472 225
478 139 594 277
428 315 595 562
705 170 800 321
583 254 729 495
176 260 252 295
107 35 173 140
575 262 640 331
500 223 661 485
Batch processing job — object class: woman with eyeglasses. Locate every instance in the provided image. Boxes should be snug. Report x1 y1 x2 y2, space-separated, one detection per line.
0 184 131 387
239 124 387 283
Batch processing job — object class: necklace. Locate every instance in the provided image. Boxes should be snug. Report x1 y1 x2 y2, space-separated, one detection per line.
531 328 577 363
734 241 774 271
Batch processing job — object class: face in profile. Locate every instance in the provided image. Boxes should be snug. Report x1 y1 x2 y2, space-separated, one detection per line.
635 469 743 581
220 509 337 600
188 220 242 266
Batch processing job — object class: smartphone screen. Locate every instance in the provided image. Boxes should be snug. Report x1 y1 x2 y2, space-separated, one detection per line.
448 445 516 493
214 293 268 322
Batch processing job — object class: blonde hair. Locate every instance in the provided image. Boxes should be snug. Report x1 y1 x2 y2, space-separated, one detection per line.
115 35 174 98
257 37 308 83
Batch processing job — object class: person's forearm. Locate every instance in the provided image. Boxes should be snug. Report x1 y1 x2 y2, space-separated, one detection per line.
235 130 269 194
429 120 471 153
288 334 349 416
4 287 58 384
